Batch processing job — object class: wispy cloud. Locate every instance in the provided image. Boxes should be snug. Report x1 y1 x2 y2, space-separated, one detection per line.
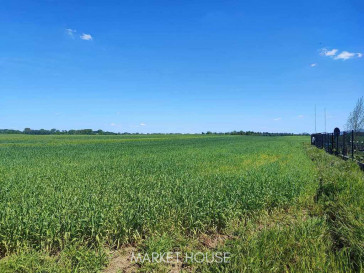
310 63 317 67
334 51 362 60
319 48 362 60
297 115 304 118
139 123 146 126
80 33 93 41
320 48 338 57
65 28 76 38
273 117 281 121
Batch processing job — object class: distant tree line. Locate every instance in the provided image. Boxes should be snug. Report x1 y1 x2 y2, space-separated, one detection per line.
202 131 309 136
0 128 309 136
0 128 119 135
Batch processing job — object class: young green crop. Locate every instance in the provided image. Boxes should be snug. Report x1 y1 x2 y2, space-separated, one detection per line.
0 134 315 258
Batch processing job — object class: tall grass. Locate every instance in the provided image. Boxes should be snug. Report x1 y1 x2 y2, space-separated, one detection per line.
308 146 364 271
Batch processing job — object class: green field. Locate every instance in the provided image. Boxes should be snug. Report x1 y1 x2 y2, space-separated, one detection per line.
0 135 362 272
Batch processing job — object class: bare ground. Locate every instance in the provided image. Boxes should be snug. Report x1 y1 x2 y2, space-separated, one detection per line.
103 246 139 273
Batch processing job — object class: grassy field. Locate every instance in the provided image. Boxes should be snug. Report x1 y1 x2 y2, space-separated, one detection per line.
0 134 362 272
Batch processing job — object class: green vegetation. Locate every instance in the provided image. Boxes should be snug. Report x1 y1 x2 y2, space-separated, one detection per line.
0 135 362 272
309 145 364 270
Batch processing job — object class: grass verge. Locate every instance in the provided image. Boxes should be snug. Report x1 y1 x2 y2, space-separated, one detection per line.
308 145 364 271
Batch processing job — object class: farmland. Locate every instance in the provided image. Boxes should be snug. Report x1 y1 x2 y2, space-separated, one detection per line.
0 134 362 272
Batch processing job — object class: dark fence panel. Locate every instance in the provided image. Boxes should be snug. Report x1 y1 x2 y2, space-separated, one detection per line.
311 130 364 169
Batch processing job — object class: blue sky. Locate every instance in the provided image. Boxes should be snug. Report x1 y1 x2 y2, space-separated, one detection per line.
1 0 363 133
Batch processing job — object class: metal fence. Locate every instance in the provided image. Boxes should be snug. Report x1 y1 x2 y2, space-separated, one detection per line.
311 129 364 169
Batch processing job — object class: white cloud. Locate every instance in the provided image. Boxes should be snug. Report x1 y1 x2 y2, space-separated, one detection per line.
297 115 304 118
320 48 338 56
319 48 362 61
80 33 93 41
310 63 317 67
66 29 95 41
273 117 281 121
66 28 76 37
110 123 116 126
334 51 362 60
139 123 146 126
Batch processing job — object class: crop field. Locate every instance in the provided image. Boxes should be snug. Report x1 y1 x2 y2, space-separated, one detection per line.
0 134 362 272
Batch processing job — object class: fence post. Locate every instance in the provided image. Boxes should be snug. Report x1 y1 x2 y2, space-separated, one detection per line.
342 132 346 156
324 134 326 151
335 133 339 155
351 130 354 160
323 134 325 150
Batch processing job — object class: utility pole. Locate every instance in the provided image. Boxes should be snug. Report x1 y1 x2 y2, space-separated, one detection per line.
315 105 317 133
